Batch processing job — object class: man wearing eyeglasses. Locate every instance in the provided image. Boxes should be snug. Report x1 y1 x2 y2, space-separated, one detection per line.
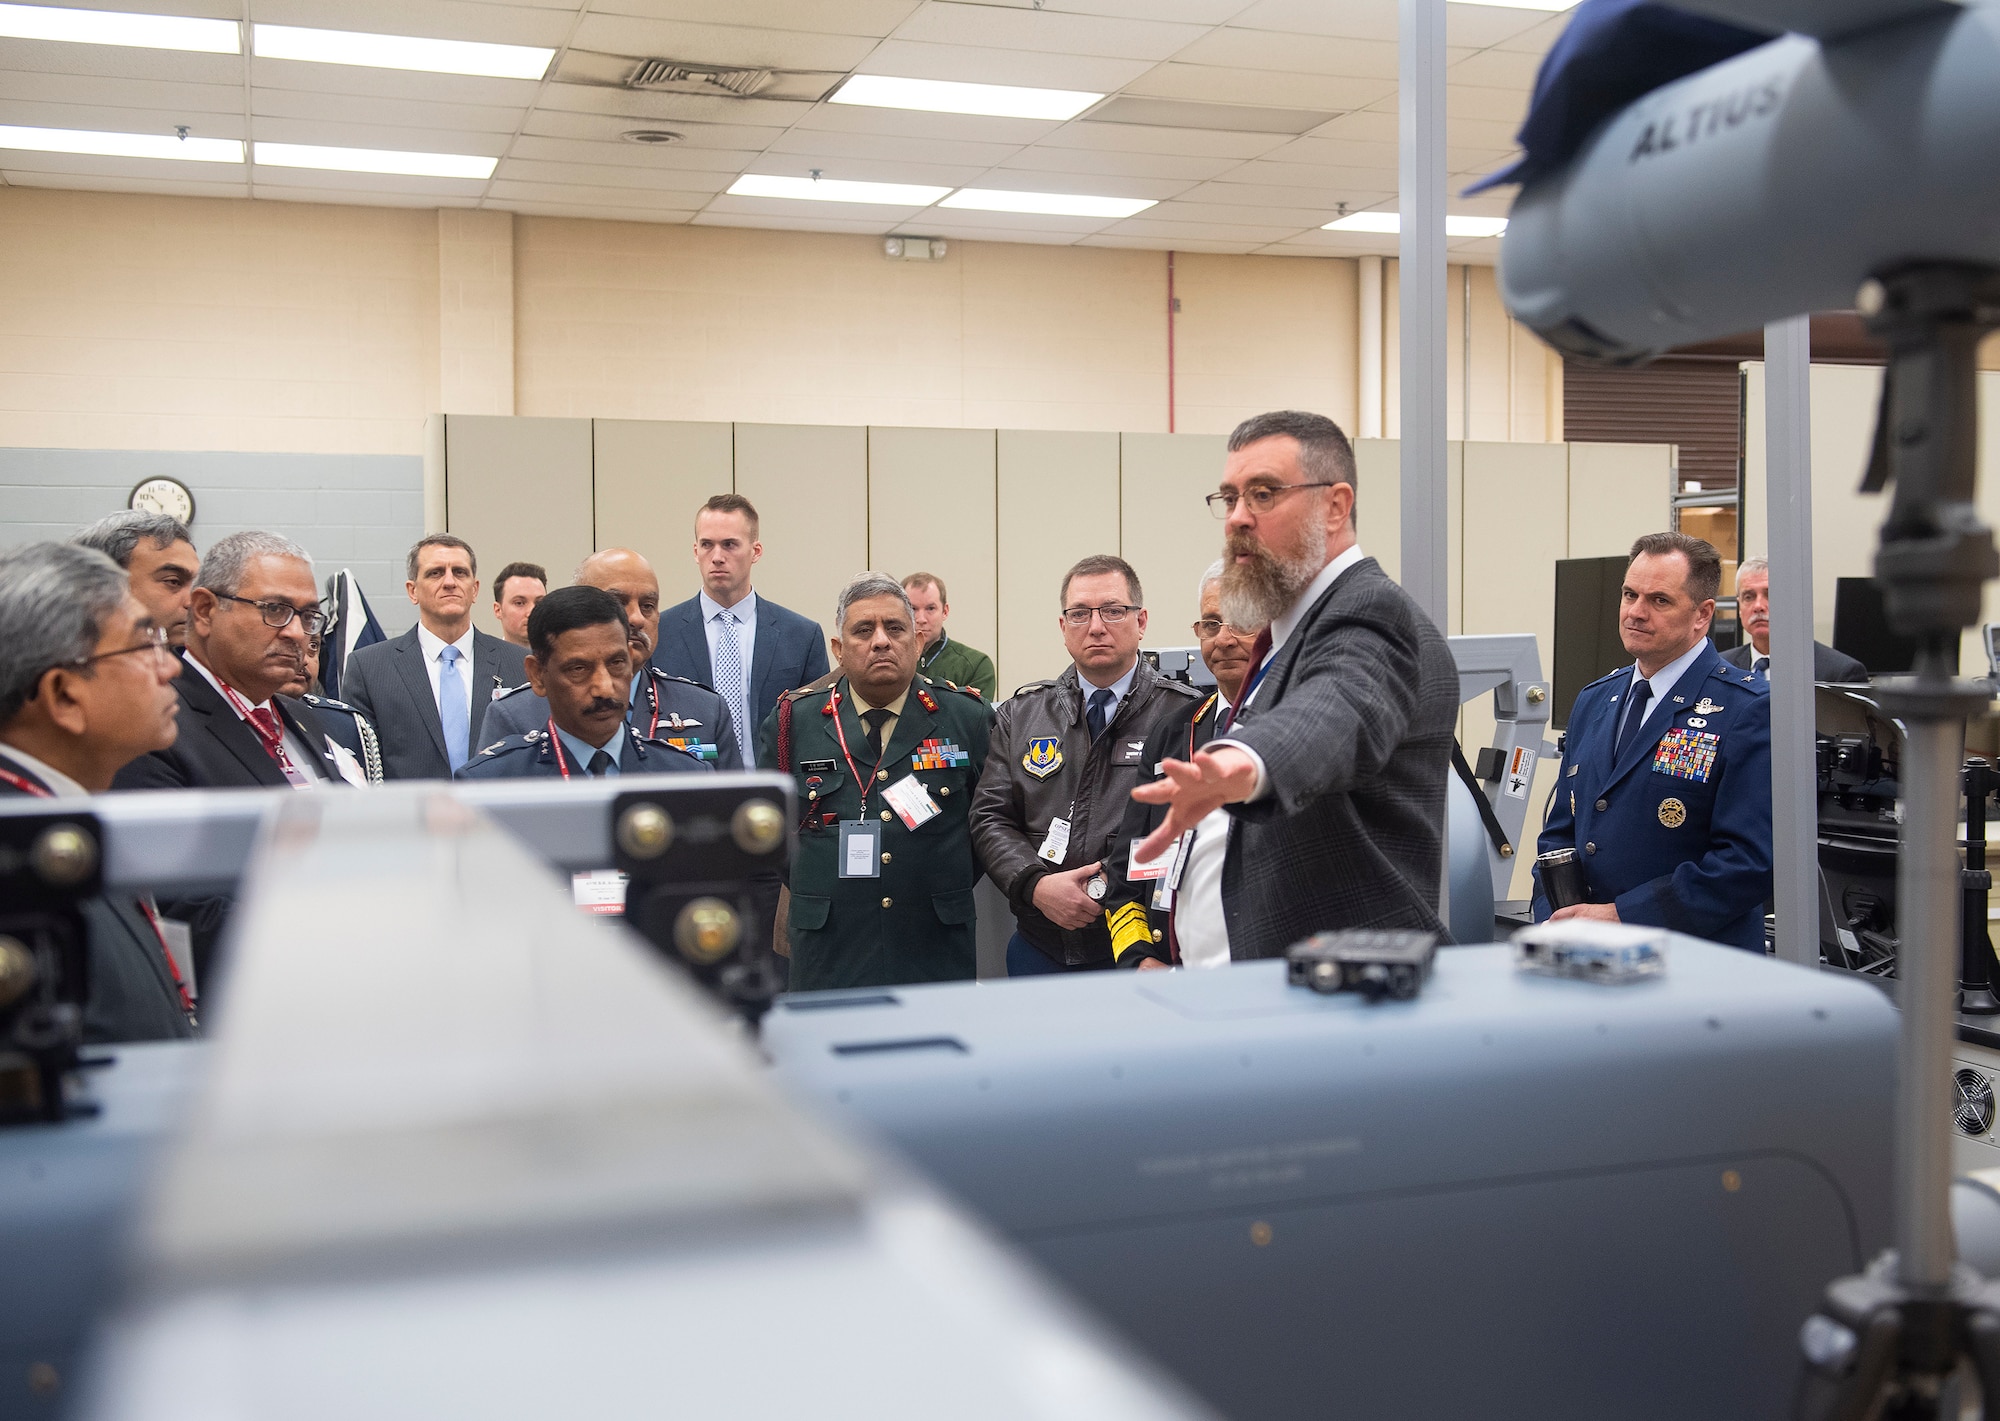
0 542 197 1043
970 554 1203 977
114 530 347 795
1131 410 1459 961
338 534 529 780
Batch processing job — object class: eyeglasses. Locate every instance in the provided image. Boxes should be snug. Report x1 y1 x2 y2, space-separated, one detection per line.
1191 618 1249 639
1062 603 1140 628
1206 481 1341 518
218 593 328 636
65 624 172 668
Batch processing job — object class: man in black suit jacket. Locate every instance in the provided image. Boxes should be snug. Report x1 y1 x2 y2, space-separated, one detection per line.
339 534 527 780
0 542 198 1042
653 493 828 769
1135 411 1459 959
1721 557 1868 682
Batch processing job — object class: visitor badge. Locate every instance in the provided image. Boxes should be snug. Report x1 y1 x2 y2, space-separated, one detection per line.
883 774 942 829
325 736 369 787
1129 834 1182 881
840 819 882 879
1038 816 1072 864
571 869 628 915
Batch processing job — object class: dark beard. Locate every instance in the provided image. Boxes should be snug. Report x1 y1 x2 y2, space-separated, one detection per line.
1219 524 1325 629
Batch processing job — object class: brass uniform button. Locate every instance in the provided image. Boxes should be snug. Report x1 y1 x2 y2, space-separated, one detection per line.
881 896 893 909
1594 798 1608 811
880 810 892 822
881 851 892 864
938 786 949 797
877 770 888 781
1150 929 1163 943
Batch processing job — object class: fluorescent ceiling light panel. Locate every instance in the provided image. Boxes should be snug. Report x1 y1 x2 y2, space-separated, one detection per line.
941 188 1155 219
0 2 237 52
727 173 952 206
252 24 553 80
831 74 1101 122
0 123 241 161
1322 211 1509 237
253 142 495 179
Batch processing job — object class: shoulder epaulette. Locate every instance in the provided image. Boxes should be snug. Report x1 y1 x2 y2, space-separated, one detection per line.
1194 691 1221 723
937 678 984 699
648 667 716 693
474 731 539 759
1009 679 1060 698
302 693 361 714
1157 678 1203 699
490 681 534 702
783 682 825 702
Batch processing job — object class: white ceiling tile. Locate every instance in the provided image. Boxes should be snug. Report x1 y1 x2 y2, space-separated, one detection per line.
534 84 810 128
252 88 528 135
991 0 1252 22
994 145 1237 182
1122 63 1395 111
789 103 1056 146
1102 215 1311 242
248 115 510 154
494 156 732 193
507 134 760 171
249 165 489 196
487 200 697 224
0 37 241 84
1305 109 1398 143
958 169 1190 198
1444 4 1562 49
688 209 896 234
1492 12 1570 54
1446 115 1522 147
1260 135 1396 167
1447 84 1528 124
1038 120 1284 160
1171 27 1397 80
249 57 541 106
247 0 575 46
0 167 246 198
589 0 922 39
27 0 236 15
1450 46 1546 90
1226 0 1398 42
1137 197 1342 227
742 151 993 186
520 110 789 149
251 184 482 209
0 149 248 180
1078 233 1262 252
1177 177 1392 207
888 4 1210 61
857 39 1155 91
1269 227 1400 255
0 72 241 116
487 179 706 210
1219 159 1398 190
701 193 937 223
568 14 879 69
0 99 246 138
763 127 1023 168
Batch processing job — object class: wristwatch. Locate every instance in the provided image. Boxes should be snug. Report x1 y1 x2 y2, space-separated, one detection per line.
1085 874 1108 902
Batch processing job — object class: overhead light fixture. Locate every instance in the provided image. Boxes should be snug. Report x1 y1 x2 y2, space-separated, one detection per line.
0 123 242 162
941 188 1155 219
830 74 1102 122
253 142 496 179
727 173 953 206
1322 211 1509 237
0 2 238 52
252 23 554 80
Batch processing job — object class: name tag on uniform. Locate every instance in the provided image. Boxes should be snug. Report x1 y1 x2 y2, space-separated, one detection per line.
1117 738 1147 765
1653 728 1721 783
839 820 882 879
1038 816 1072 863
571 870 628 915
324 736 369 787
1129 834 1181 881
883 774 941 829
800 759 837 774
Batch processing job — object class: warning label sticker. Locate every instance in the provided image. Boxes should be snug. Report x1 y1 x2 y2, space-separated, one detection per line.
1503 746 1536 799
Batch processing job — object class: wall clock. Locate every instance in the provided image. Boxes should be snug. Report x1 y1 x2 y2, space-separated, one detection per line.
128 476 195 523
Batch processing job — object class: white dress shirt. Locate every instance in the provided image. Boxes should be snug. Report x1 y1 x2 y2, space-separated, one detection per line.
416 621 478 732
699 589 759 681
1165 691 1234 970
183 652 322 786
0 742 87 798
1615 636 1711 747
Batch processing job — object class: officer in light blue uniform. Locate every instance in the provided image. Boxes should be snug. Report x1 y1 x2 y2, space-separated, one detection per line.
482 665 738 767
1534 532 1772 950
457 723 707 780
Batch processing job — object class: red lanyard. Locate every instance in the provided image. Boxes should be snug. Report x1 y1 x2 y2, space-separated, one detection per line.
0 764 49 797
547 718 575 780
826 689 887 808
0 759 195 1020
220 684 302 778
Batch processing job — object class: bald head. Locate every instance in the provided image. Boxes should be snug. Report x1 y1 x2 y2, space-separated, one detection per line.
575 548 661 659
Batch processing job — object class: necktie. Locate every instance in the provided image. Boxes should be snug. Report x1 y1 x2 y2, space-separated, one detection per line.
713 610 749 768
244 705 312 786
1221 627 1275 732
587 749 613 778
1754 655 1770 680
1087 687 1115 741
1614 677 1654 760
862 708 892 760
438 644 469 773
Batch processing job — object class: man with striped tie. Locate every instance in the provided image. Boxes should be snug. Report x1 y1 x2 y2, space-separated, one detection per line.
654 494 829 770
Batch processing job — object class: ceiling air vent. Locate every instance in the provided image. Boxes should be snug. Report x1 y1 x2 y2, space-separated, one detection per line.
627 60 773 97
1957 1067 1995 1136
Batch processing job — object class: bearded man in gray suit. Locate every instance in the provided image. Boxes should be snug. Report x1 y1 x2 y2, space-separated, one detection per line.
1133 410 1460 959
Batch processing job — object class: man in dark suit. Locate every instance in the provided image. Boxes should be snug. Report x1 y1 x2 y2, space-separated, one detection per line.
484 547 738 766
1133 410 1460 959
1721 556 1868 683
1534 534 1774 951
0 542 198 1043
654 493 828 769
339 534 527 780
114 531 348 793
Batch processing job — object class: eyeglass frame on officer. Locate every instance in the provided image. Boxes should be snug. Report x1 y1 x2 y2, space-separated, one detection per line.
1205 480 1343 519
213 591 328 638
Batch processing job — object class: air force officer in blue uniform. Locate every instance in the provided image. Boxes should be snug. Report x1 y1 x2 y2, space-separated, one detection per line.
1534 532 1772 950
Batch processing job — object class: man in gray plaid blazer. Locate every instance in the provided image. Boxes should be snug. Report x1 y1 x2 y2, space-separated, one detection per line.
1134 410 1459 959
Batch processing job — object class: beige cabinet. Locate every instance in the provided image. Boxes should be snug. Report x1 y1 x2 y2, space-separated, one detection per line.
997 430 1120 693
732 423 866 637
868 426 997 669
591 420 732 602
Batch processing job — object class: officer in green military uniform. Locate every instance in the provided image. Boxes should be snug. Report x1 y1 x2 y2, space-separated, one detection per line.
902 571 998 702
759 572 993 992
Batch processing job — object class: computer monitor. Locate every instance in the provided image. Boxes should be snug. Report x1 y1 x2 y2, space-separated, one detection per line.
1832 577 1942 674
1552 555 1631 730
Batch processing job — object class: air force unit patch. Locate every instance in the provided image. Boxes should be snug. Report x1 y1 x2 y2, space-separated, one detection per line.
1023 736 1063 779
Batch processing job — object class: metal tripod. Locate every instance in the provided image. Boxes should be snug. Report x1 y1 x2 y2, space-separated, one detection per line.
1797 263 2000 1419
